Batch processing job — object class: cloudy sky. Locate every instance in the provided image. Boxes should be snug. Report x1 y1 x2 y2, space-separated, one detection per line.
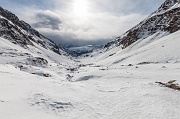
0 0 164 46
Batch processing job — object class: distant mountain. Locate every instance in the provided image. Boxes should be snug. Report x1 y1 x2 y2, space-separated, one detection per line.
59 44 102 57
104 0 180 49
0 6 64 55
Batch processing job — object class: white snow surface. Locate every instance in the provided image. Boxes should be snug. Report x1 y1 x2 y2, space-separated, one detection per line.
0 30 180 119
89 31 180 65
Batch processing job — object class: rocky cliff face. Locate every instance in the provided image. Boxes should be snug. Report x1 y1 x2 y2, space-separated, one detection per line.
104 0 180 49
156 0 180 12
0 6 61 54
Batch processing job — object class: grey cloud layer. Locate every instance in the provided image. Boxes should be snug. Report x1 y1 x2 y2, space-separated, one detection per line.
33 11 145 46
32 11 62 30
5 0 164 46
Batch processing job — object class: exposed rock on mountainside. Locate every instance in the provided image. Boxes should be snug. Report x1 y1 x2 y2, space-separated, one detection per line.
156 0 180 12
104 0 180 49
0 6 61 54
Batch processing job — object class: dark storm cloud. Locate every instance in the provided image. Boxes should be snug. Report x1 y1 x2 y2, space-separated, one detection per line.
32 11 62 30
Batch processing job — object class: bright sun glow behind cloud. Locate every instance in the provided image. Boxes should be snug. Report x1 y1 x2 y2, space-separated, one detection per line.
73 0 89 17
8 0 164 46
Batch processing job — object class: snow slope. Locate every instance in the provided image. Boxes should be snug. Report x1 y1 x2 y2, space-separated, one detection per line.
0 36 74 77
1 30 180 119
1 42 180 119
89 30 180 66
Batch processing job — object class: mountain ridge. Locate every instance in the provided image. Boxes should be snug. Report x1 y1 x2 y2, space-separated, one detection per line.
0 6 63 55
104 0 180 50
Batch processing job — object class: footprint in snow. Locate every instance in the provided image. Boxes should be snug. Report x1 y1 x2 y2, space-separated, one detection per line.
0 100 5 102
28 93 73 113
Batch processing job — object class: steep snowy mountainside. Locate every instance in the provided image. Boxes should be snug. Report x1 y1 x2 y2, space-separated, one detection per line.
87 0 180 65
104 0 180 49
0 36 73 77
0 6 64 55
0 6 74 77
88 30 180 66
154 0 180 14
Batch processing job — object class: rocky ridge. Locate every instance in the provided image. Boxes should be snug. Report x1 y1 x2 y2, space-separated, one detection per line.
0 6 61 54
104 0 180 49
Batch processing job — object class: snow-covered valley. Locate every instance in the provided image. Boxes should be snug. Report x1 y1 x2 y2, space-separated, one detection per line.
0 31 180 119
0 0 180 118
